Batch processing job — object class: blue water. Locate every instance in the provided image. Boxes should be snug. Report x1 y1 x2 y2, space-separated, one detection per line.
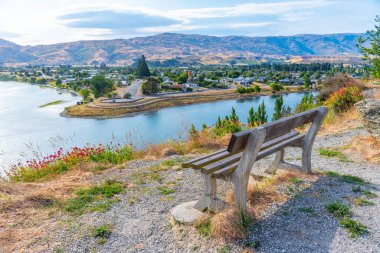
0 81 315 172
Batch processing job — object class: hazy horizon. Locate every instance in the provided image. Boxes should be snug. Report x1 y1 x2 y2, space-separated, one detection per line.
0 31 367 47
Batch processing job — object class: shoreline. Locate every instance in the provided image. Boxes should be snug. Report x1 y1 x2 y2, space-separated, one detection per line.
62 88 313 119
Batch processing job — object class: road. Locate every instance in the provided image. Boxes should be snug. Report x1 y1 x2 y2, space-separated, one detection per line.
127 79 143 98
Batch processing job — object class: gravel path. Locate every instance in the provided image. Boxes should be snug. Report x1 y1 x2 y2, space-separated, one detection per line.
52 128 380 253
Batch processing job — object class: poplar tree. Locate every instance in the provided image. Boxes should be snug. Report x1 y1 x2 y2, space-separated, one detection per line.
256 101 268 125
272 96 284 121
247 107 256 127
230 107 239 122
136 55 151 78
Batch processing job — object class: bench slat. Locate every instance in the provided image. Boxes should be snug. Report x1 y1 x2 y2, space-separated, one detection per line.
256 133 306 160
212 162 239 179
191 150 232 169
259 131 299 150
212 133 307 178
185 130 299 170
204 133 306 175
202 152 242 174
182 149 226 168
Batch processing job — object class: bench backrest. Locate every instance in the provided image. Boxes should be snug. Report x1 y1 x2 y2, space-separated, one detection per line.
227 106 328 153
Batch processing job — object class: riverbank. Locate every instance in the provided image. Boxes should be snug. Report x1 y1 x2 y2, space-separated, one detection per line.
63 86 305 119
1 108 379 252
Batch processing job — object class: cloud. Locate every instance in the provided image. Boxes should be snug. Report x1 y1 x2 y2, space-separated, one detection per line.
138 24 207 33
57 1 335 36
166 0 336 19
59 9 181 31
0 31 20 38
0 0 378 45
228 22 274 28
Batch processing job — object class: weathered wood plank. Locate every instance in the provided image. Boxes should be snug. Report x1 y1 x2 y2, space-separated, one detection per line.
260 130 299 150
182 149 226 168
201 152 242 174
191 150 232 169
256 133 306 160
205 133 306 176
212 162 239 178
227 108 319 153
186 130 299 170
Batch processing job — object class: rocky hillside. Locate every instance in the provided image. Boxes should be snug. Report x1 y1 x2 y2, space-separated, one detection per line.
0 33 364 65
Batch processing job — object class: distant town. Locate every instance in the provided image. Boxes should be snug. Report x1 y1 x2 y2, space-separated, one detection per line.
0 56 369 102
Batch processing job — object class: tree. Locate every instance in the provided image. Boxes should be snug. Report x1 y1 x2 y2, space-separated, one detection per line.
189 124 199 140
90 75 114 98
141 77 160 94
227 70 240 78
295 94 315 113
247 107 257 127
303 72 311 88
79 89 90 101
230 107 239 122
269 83 284 92
136 55 151 78
314 71 321 80
357 16 380 78
216 116 222 128
256 101 268 125
272 96 284 121
177 71 188 84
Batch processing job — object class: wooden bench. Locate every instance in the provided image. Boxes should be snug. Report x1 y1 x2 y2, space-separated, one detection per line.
183 106 328 212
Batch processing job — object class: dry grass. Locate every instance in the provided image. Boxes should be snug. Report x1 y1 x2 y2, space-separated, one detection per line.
0 168 94 252
211 171 319 241
374 89 380 99
142 131 230 158
212 208 251 240
319 108 362 135
343 135 380 164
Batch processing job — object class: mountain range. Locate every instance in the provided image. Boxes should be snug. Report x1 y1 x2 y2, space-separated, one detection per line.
0 33 364 66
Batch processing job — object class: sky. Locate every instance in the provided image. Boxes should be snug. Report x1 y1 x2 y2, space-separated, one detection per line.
0 0 379 45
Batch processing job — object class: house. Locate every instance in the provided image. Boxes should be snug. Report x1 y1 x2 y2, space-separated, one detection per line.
256 77 267 83
185 82 199 88
233 77 253 86
279 78 291 85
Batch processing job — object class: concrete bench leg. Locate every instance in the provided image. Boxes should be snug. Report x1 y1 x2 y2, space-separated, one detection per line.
301 146 312 173
194 173 222 212
232 174 249 211
266 149 285 174
266 149 303 174
231 127 267 212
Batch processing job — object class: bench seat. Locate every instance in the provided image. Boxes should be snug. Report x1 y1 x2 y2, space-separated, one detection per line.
183 130 301 173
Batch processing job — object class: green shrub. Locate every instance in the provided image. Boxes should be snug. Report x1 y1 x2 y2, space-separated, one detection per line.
340 217 368 238
64 180 124 214
89 146 133 164
295 94 316 113
318 148 351 162
325 85 364 113
325 201 351 218
236 85 261 94
269 83 284 92
195 217 212 237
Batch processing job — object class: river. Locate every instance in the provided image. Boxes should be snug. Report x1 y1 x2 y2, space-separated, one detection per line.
0 81 315 173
